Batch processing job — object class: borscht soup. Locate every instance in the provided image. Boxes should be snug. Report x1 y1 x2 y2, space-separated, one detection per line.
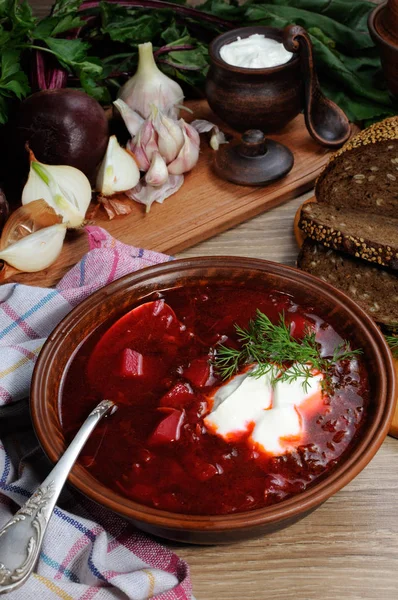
61 284 368 516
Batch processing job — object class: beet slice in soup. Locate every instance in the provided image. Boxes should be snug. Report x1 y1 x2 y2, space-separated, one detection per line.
87 300 190 389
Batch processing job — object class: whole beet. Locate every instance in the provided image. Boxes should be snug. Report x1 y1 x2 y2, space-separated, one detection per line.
12 89 109 185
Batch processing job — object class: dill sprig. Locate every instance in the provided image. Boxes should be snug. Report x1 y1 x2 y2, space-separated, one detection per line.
214 310 362 391
385 334 398 359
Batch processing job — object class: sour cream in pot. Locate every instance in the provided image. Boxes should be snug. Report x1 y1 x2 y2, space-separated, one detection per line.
220 33 293 69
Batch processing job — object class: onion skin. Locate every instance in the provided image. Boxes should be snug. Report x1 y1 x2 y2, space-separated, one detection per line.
12 89 109 184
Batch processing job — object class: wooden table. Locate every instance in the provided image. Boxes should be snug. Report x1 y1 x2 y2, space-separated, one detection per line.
26 2 398 599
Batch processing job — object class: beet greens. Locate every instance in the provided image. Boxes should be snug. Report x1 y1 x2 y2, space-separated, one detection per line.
0 0 397 126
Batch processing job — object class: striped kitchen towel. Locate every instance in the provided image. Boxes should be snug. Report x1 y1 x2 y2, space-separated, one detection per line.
0 226 193 600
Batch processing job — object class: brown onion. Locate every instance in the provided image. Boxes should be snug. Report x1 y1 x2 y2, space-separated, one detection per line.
12 89 109 183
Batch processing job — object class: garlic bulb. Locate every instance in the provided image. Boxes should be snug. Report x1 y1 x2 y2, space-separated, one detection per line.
118 42 184 119
167 121 200 175
22 159 91 228
145 152 169 187
0 223 67 272
96 135 140 196
113 99 144 137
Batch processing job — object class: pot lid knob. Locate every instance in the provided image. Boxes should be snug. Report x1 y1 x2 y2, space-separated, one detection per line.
214 129 294 186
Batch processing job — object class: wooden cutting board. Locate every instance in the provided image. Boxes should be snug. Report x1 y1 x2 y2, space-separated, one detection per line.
294 198 398 438
6 99 356 289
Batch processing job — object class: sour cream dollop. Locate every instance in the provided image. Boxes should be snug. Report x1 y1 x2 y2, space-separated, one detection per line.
219 33 293 69
205 365 323 456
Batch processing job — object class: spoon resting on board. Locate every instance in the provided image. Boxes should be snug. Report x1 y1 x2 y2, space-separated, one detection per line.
0 399 116 594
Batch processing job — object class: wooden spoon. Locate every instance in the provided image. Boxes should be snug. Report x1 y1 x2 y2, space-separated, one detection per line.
283 25 352 148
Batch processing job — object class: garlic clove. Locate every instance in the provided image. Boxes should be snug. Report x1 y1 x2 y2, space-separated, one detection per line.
127 174 184 212
191 119 227 151
22 159 92 228
130 119 159 171
167 120 200 175
128 137 149 172
118 42 184 119
113 99 144 137
152 107 184 164
140 120 158 162
145 152 169 187
96 135 140 196
0 223 67 272
210 129 228 151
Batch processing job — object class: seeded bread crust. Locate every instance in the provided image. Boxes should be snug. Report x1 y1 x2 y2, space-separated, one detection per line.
297 239 398 331
323 117 398 163
299 202 398 270
315 117 398 218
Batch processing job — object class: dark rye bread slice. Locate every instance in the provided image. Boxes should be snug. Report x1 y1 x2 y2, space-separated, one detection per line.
297 239 398 331
299 202 398 270
315 117 398 218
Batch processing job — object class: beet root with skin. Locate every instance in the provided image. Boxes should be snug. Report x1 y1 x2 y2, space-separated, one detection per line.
12 89 109 186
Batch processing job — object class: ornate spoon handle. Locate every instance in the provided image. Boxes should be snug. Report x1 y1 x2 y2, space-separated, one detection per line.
0 399 115 595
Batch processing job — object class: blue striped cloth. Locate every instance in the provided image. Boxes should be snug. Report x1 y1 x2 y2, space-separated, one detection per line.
0 226 193 600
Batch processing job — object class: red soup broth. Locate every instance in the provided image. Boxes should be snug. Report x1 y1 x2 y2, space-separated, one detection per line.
60 285 368 516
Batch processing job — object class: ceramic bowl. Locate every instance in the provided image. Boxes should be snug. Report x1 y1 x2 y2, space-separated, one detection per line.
31 257 396 544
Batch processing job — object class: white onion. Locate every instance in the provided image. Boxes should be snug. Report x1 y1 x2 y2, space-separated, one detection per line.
0 224 67 272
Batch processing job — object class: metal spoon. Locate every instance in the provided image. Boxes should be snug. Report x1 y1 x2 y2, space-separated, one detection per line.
0 399 115 594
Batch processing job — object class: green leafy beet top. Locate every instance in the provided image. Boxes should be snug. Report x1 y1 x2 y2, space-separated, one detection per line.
0 0 397 125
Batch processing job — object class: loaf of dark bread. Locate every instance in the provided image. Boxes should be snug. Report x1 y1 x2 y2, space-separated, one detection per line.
315 117 398 218
299 202 398 270
297 239 398 331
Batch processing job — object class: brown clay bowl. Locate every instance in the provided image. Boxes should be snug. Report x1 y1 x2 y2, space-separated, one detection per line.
31 257 396 544
368 2 398 98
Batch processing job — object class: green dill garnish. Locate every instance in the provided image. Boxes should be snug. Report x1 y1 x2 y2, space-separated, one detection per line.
214 310 362 392
385 334 398 359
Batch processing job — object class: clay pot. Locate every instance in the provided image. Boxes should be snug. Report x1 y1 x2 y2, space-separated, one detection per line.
205 25 351 148
368 0 398 98
206 26 301 133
